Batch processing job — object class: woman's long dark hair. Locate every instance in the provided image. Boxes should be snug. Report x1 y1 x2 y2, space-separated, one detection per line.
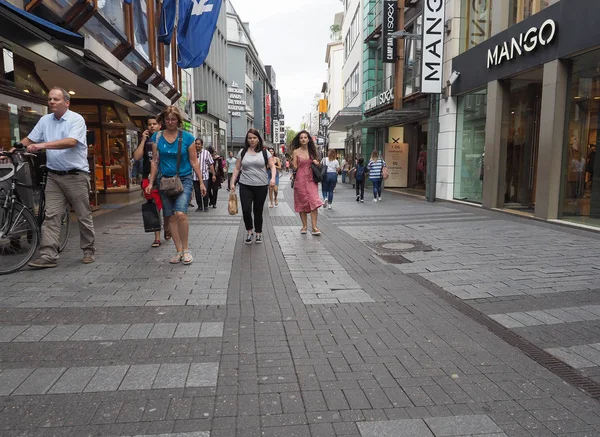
291 130 318 160
243 128 264 153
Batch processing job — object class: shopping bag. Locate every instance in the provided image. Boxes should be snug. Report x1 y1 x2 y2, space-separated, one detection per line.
228 191 238 215
142 200 161 232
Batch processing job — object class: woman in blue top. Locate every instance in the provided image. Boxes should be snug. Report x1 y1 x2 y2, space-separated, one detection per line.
367 150 387 202
146 106 206 265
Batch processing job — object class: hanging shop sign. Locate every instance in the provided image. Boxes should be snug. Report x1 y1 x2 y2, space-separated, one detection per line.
383 0 397 63
194 100 208 114
364 87 394 112
487 19 557 69
227 81 246 117
421 0 446 93
265 94 272 136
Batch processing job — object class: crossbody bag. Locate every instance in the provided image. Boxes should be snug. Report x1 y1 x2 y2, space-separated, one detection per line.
159 130 184 197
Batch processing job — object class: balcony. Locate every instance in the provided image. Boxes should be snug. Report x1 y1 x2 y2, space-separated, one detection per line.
365 75 394 102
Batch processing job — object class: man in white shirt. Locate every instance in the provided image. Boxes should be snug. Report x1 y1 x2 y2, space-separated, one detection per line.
23 87 95 268
192 138 215 212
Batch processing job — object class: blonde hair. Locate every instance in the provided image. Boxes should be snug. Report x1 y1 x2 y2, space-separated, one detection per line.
157 105 183 127
370 150 379 160
327 149 337 161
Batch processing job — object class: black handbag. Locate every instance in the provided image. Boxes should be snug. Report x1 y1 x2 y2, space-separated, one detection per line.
320 158 328 180
159 130 184 197
311 163 322 183
142 200 161 232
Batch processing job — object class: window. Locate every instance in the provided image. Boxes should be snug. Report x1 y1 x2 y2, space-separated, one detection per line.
403 15 422 96
132 0 150 61
509 0 549 26
461 0 493 53
97 0 126 38
343 8 359 60
344 64 360 106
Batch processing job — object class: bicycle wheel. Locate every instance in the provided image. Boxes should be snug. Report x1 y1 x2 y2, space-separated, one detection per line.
58 206 70 253
0 201 39 275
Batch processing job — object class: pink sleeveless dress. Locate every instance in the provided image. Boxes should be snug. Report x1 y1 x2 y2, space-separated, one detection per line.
294 155 323 213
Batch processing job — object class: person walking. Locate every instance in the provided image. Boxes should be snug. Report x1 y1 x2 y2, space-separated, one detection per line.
133 115 167 247
24 87 96 268
267 147 282 208
230 129 276 244
226 150 236 190
193 138 215 212
341 157 349 184
207 146 224 208
321 148 340 210
367 150 387 202
353 157 368 202
146 106 206 265
291 130 323 235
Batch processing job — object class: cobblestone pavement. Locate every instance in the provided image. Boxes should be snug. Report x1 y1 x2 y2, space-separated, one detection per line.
1 176 600 436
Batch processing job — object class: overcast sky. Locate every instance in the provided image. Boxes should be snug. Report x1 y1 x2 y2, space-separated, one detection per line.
230 0 344 131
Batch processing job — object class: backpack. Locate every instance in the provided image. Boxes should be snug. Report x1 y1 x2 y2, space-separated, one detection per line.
355 164 366 181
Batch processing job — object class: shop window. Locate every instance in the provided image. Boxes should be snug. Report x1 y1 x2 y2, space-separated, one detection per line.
0 95 46 150
560 50 600 227
509 0 549 26
132 0 150 61
454 89 487 203
404 15 422 96
101 105 120 124
74 104 100 123
81 15 124 53
164 43 173 85
461 0 493 53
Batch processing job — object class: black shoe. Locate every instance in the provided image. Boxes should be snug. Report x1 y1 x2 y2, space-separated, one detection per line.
245 234 253 244
356 195 360 202
255 234 262 244
212 205 217 208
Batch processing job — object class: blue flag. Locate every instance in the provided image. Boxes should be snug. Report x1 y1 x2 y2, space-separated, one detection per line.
158 0 177 44
177 0 222 68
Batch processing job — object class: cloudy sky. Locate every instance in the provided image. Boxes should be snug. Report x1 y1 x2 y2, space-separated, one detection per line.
230 0 344 131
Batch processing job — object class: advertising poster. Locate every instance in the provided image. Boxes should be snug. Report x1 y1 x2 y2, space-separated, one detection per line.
384 142 409 188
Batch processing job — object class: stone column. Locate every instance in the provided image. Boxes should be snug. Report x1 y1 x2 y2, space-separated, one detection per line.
534 60 568 220
482 80 508 209
490 0 510 36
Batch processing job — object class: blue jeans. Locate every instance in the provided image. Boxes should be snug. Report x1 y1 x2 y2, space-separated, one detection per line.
160 174 194 216
371 178 382 198
321 172 337 203
342 171 347 183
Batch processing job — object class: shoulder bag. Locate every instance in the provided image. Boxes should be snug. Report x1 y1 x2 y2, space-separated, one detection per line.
311 157 323 183
159 130 184 197
381 160 389 180
320 158 328 179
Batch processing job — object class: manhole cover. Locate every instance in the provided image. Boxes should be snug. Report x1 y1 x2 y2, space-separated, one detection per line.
381 242 415 251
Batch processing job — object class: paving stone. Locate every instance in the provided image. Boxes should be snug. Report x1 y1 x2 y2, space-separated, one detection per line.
153 363 190 389
199 322 224 337
0 368 35 395
48 366 98 394
12 325 54 342
41 324 81 341
148 323 178 339
357 418 434 437
119 364 161 391
13 367 66 395
84 365 129 392
424 414 503 436
174 323 203 338
121 323 154 340
186 363 219 387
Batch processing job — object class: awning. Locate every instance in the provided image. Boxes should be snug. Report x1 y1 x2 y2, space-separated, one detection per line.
352 109 429 129
329 107 363 131
0 0 84 48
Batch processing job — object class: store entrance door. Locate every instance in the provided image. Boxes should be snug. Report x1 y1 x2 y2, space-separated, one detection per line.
503 70 543 211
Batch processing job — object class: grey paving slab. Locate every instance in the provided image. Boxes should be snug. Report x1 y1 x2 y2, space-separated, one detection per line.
173 322 202 338
130 432 210 437
119 364 161 391
121 323 154 340
48 366 98 394
424 415 504 436
199 322 224 337
13 324 54 342
152 363 190 389
358 418 434 437
544 347 596 369
12 367 66 395
186 362 219 387
41 324 81 341
0 368 35 395
84 365 129 392
490 305 600 327
0 325 28 342
147 323 178 339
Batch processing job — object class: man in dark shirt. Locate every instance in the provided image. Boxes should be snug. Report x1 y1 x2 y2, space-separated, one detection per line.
133 116 169 246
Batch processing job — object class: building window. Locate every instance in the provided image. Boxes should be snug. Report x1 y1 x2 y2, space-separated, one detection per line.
461 0 493 53
454 89 487 203
403 15 422 96
560 49 600 227
509 0 549 26
132 0 150 61
97 0 127 38
344 64 360 106
344 7 360 60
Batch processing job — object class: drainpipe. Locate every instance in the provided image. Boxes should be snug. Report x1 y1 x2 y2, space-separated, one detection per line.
426 94 438 202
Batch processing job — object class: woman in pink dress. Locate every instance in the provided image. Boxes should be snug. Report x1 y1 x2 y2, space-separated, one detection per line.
291 130 323 235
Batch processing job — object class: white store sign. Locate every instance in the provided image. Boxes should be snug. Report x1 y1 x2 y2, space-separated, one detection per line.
421 0 445 94
227 81 246 117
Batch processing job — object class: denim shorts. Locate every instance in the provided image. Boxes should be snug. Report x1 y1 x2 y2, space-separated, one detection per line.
159 174 194 216
267 170 280 185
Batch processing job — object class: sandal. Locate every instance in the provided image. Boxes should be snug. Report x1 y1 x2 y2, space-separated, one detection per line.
170 252 183 264
164 229 172 240
151 240 161 248
311 229 322 236
182 250 193 265
300 228 308 234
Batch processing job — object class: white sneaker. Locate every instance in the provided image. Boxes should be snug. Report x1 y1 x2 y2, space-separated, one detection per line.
327 204 332 210
360 199 364 203
372 198 378 202
323 199 328 208
378 197 382 202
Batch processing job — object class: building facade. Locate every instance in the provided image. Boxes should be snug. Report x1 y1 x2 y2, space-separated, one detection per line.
451 0 600 229
324 12 345 155
0 0 191 206
226 1 276 154
193 1 228 155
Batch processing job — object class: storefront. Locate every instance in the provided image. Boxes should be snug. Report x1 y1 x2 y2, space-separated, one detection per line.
452 0 600 228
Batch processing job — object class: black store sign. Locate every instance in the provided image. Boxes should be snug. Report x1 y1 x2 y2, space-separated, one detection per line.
452 0 600 95
383 0 397 63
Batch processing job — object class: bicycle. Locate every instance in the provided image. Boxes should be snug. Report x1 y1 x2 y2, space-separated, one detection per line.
0 145 70 275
